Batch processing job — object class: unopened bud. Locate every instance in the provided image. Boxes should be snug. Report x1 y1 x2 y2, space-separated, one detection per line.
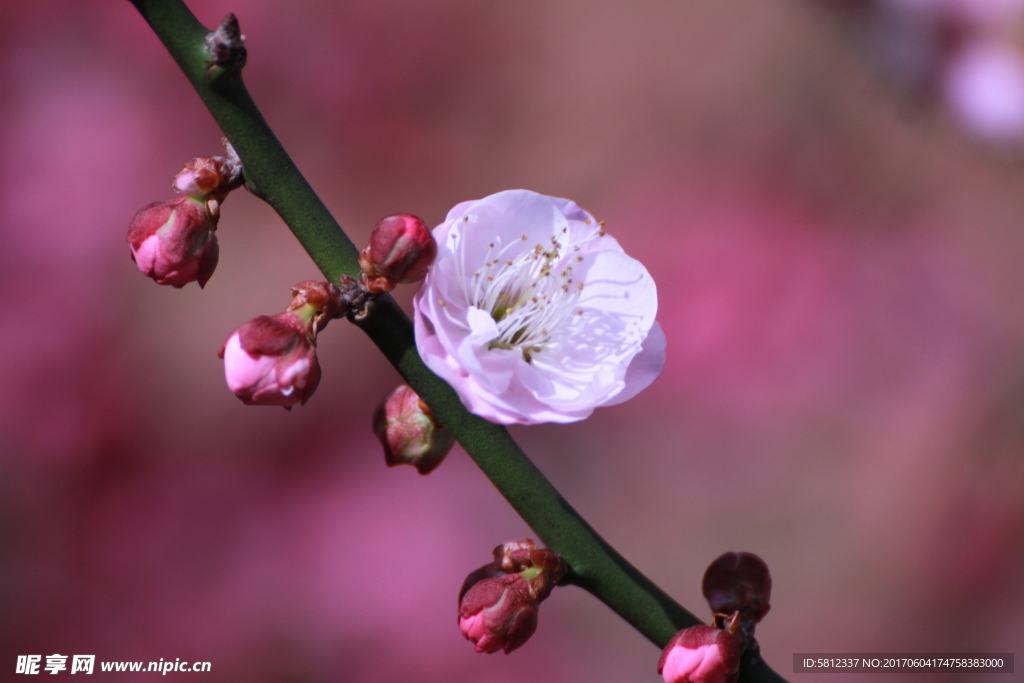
458 572 537 654
218 281 340 409
358 213 436 294
174 158 225 196
173 141 243 197
218 313 320 409
702 552 771 629
373 385 454 475
127 194 218 288
457 539 567 654
205 13 247 74
658 625 741 683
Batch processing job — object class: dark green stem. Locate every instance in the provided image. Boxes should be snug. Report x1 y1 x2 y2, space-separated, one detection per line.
128 2 786 681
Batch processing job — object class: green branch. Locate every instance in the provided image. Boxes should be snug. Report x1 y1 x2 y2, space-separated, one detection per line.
128 2 786 681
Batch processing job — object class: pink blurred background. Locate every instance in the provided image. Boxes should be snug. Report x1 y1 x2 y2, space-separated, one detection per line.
2 1 1023 681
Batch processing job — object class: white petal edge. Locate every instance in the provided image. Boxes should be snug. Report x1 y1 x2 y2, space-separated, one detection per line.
600 321 666 407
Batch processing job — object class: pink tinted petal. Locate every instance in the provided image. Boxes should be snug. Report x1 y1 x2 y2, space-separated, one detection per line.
546 195 593 224
601 321 666 407
443 199 482 225
277 356 311 391
576 248 658 332
222 333 277 394
444 204 559 273
173 170 203 195
464 306 500 346
131 234 161 275
429 253 472 308
461 190 568 253
414 311 464 383
458 612 487 646
661 642 727 683
422 275 472 345
516 354 606 416
458 307 515 394
457 374 538 424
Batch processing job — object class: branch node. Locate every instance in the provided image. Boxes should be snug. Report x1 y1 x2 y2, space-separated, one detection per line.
204 13 247 76
335 274 373 321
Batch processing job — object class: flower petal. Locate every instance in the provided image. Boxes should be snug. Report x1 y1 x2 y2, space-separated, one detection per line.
575 249 657 334
601 321 666 407
222 333 277 396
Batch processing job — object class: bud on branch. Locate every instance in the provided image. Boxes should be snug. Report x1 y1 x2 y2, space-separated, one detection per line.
457 539 567 654
359 213 436 294
218 281 341 409
374 385 455 474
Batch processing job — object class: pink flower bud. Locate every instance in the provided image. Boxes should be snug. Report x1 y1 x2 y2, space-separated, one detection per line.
218 312 320 409
702 552 772 627
127 195 219 288
658 625 741 683
456 539 567 654
373 385 455 474
458 572 538 654
358 213 437 294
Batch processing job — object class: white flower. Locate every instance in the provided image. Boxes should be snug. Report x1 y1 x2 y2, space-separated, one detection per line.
413 190 665 425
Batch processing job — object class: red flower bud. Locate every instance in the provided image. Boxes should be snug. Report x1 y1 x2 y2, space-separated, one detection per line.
658 625 741 683
373 385 455 474
126 195 218 288
358 213 436 294
218 312 320 409
457 539 567 654
218 281 340 409
702 552 772 627
458 572 538 654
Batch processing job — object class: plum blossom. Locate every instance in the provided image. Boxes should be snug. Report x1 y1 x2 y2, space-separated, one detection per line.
413 190 665 425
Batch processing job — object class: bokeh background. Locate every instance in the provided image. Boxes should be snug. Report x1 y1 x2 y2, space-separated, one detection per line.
2 1 1023 681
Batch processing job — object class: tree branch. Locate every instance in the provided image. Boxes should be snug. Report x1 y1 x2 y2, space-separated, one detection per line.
127 2 787 680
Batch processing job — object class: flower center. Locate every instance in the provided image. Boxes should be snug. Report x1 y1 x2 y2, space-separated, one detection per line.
465 227 595 362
